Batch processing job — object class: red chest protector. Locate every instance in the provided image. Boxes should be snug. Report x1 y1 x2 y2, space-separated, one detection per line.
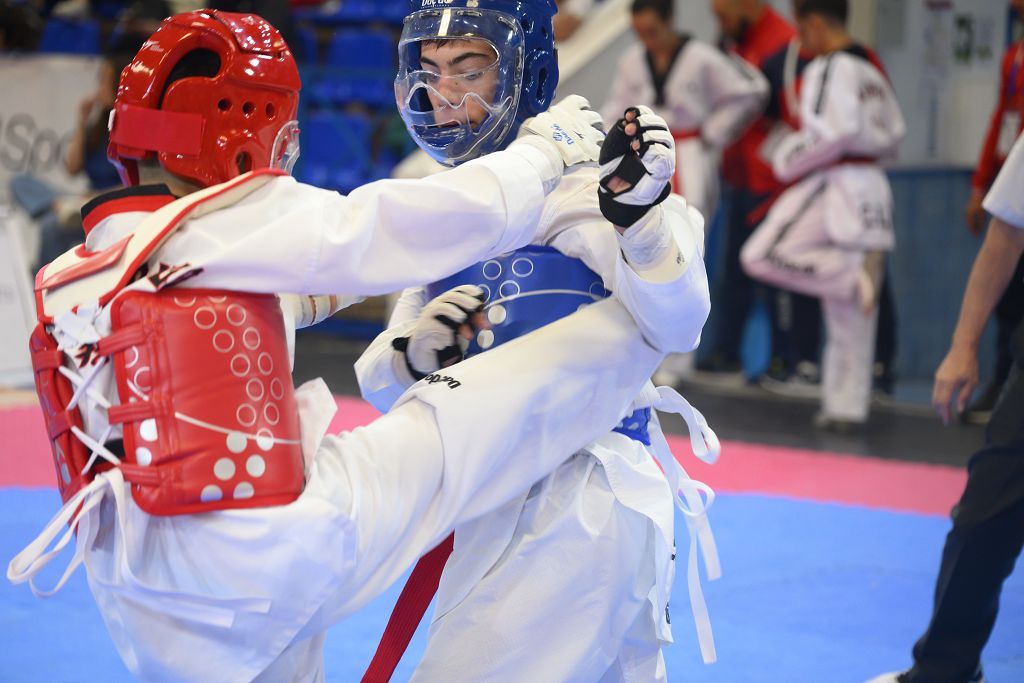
30 170 305 516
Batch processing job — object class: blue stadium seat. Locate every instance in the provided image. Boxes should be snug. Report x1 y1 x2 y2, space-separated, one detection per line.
39 18 100 55
292 0 401 25
291 26 320 63
295 111 374 194
308 29 396 106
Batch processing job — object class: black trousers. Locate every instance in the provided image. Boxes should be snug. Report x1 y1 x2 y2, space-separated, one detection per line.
712 186 768 362
906 321 1024 683
994 256 1024 384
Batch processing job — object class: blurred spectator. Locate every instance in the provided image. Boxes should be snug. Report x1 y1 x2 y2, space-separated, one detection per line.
960 0 1024 424
703 0 794 378
867 131 1024 683
755 0 899 397
0 0 42 50
603 0 768 385
9 33 144 268
739 0 905 430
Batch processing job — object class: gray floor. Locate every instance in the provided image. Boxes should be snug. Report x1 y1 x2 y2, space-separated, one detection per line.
294 331 987 468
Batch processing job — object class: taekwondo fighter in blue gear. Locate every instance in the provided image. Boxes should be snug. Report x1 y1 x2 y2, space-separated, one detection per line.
356 2 721 680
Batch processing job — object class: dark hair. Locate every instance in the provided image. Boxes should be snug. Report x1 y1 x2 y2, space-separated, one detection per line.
795 0 848 24
105 31 148 77
630 0 673 21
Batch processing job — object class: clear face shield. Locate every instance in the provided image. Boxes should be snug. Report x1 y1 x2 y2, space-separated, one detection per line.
269 120 301 175
395 8 525 166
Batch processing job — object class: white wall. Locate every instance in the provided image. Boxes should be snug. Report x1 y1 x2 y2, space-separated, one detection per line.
877 0 1008 167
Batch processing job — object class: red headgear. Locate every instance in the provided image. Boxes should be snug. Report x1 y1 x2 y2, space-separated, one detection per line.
108 10 301 188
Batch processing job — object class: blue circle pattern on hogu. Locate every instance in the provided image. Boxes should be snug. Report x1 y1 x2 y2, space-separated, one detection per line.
427 245 650 445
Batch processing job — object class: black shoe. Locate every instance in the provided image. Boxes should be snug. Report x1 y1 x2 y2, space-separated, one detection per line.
960 381 1003 425
813 411 865 434
759 360 820 398
873 361 896 396
866 668 986 683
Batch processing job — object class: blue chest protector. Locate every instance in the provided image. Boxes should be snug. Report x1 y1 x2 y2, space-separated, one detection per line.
427 246 651 445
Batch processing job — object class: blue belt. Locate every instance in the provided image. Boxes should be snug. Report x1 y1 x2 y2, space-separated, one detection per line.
429 247 650 444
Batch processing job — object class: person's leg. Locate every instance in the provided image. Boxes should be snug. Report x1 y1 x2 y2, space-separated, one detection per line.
597 592 668 683
411 453 659 682
819 293 877 423
707 187 757 367
873 272 898 394
308 298 664 620
904 360 1024 683
992 255 1024 386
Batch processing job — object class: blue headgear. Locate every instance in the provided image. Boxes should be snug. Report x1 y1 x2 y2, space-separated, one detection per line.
395 0 558 166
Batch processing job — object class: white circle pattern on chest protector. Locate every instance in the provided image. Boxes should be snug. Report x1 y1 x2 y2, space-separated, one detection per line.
255 429 274 451
233 482 255 499
136 447 152 466
226 303 247 326
200 485 223 502
257 353 274 375
482 260 502 280
477 329 495 349
173 294 197 308
213 458 236 480
226 431 247 453
246 455 266 477
242 327 261 350
193 307 217 330
246 378 265 401
477 284 492 302
498 280 521 298
230 354 251 377
236 404 258 427
487 304 507 325
263 403 280 425
139 418 158 442
125 346 140 369
132 366 153 393
511 256 534 277
212 330 235 353
269 378 284 400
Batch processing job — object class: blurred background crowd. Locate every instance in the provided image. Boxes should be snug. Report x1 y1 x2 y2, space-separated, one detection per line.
0 0 1020 433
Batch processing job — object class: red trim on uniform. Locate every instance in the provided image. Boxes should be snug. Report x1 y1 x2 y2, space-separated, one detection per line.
362 534 455 682
82 195 177 237
37 169 286 325
36 235 134 292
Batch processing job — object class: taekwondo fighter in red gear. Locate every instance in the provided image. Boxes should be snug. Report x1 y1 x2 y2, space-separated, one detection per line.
740 0 906 426
4 10 681 682
356 2 719 681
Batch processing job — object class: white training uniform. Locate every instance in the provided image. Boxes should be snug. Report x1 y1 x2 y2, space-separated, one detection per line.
740 48 906 421
602 37 768 220
7 147 685 683
356 167 717 682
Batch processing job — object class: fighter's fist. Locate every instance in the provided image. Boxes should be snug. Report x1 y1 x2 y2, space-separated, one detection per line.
598 106 675 228
393 285 487 378
517 94 605 170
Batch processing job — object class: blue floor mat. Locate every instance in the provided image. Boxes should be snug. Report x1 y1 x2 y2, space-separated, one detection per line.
1 490 1021 682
